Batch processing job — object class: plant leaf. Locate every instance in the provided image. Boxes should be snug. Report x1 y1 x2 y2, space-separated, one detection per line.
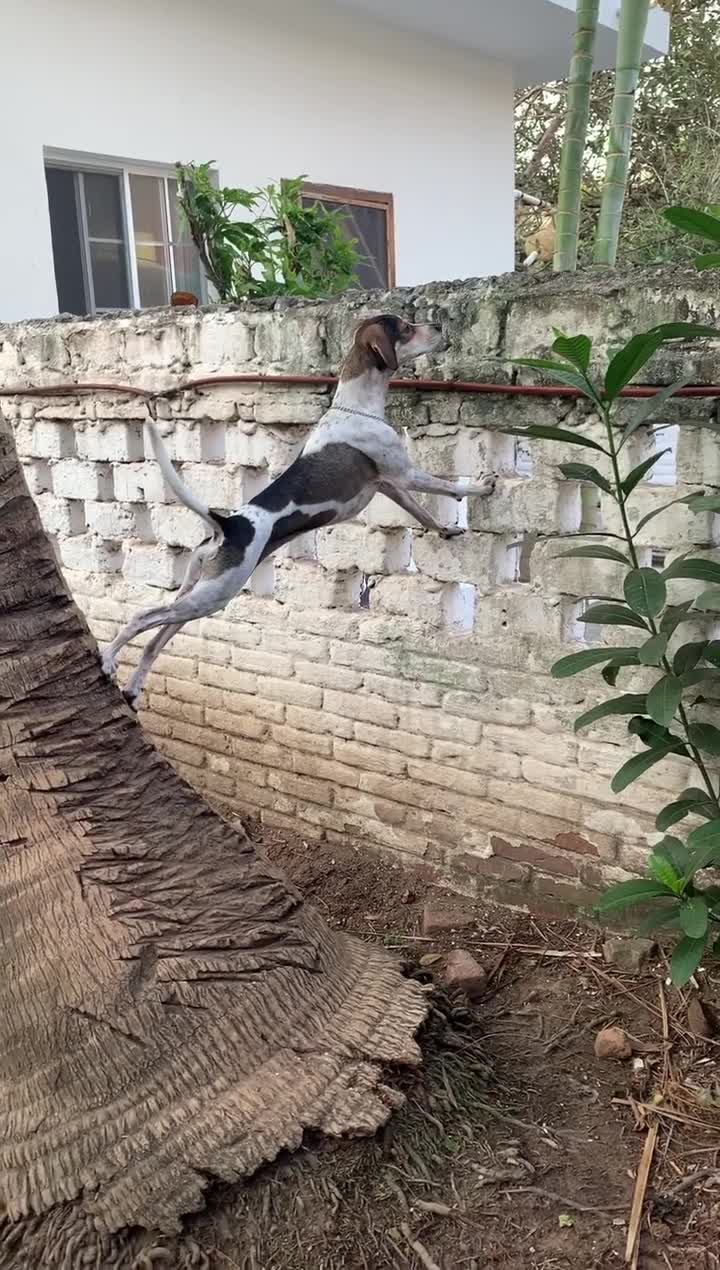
552 332 592 372
605 323 720 401
646 675 683 727
573 694 647 733
512 359 602 402
694 588 720 612
627 716 684 751
656 790 712 832
552 647 639 679
688 722 720 756
670 935 706 986
654 835 692 878
557 545 630 565
665 558 720 585
695 253 720 271
661 601 695 635
624 568 666 618
636 494 703 534
611 744 677 794
673 642 708 674
663 206 720 245
679 896 709 938
559 463 613 493
620 378 692 446
499 425 607 453
685 821 720 876
704 641 720 668
595 879 677 912
579 603 649 630
685 494 720 512
639 633 669 666
622 450 669 496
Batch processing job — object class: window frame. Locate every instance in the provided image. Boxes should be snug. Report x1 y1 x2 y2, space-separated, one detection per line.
301 182 396 289
43 147 206 312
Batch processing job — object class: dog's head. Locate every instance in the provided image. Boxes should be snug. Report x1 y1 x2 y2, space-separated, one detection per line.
345 314 442 376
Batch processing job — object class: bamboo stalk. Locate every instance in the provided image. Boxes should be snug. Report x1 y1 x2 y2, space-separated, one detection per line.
553 0 600 272
594 0 651 266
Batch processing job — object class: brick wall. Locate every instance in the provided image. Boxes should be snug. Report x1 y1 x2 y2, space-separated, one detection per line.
3 271 719 914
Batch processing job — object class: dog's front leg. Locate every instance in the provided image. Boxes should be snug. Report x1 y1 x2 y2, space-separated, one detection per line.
408 469 496 499
378 482 464 538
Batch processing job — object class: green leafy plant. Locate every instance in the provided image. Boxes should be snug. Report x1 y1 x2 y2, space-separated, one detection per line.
663 205 720 271
505 320 720 984
175 162 360 302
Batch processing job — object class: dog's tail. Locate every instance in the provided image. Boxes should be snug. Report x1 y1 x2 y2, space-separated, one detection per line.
146 421 221 537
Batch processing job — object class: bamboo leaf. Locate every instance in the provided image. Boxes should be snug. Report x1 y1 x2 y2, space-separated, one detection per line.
622 450 669 496
559 463 613 492
573 694 647 732
646 675 683 727
551 646 639 679
611 743 677 794
557 545 630 564
623 569 666 618
670 935 706 986
639 633 669 666
695 253 720 271
663 206 720 245
636 494 703 534
685 494 720 512
579 603 649 630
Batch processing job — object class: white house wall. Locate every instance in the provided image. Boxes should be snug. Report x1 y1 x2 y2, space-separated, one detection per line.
0 0 514 321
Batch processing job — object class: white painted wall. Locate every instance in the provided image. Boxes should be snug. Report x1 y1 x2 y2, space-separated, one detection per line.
0 0 514 322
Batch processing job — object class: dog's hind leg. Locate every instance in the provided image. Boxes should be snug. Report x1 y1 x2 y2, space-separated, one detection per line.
378 481 463 538
119 538 211 707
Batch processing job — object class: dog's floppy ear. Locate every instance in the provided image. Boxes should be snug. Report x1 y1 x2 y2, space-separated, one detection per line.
360 321 399 373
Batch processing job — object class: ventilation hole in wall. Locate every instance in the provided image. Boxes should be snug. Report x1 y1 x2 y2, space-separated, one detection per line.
650 547 667 570
67 499 86 535
406 544 418 574
647 423 679 486
133 506 155 543
241 467 266 501
579 484 604 533
514 437 533 478
454 476 470 531
250 560 275 598
201 423 226 463
358 573 375 609
564 598 604 644
492 536 522 584
486 430 516 474
516 531 538 583
442 582 475 634
285 531 319 562
557 481 583 533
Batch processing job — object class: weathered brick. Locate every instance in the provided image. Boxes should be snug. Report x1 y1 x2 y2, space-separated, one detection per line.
354 721 430 759
271 724 333 757
333 738 407 777
293 752 360 789
35 493 85 537
398 705 482 744
197 663 256 695
323 689 399 728
205 707 269 741
268 769 334 806
53 460 113 501
257 676 322 709
123 542 188 589
490 835 581 878
286 704 354 740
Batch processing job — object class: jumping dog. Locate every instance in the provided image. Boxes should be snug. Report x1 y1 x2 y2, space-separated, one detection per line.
102 314 496 707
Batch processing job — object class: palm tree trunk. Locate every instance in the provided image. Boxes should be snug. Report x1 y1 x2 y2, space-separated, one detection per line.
554 0 600 272
0 414 426 1252
593 0 651 266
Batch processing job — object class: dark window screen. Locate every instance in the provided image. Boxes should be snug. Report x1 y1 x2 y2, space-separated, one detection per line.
45 167 87 315
302 197 389 288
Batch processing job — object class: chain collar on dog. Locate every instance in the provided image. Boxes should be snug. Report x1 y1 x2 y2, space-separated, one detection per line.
328 404 387 424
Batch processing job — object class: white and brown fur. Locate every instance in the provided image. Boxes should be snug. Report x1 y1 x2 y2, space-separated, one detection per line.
102 315 496 707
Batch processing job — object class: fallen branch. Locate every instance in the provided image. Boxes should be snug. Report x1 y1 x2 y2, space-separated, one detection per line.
625 1121 659 1265
501 1186 628 1214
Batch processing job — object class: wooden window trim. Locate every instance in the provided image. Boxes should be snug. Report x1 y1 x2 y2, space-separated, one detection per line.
301 182 396 288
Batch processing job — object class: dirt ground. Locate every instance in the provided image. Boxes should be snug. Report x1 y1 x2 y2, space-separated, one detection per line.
176 826 718 1270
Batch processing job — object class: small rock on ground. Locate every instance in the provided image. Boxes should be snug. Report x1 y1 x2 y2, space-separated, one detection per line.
602 937 657 975
421 901 473 936
441 949 488 1000
594 1026 632 1060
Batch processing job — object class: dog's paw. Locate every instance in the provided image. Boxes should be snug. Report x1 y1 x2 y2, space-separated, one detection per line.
477 472 498 496
440 525 465 539
122 689 140 713
101 652 117 679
